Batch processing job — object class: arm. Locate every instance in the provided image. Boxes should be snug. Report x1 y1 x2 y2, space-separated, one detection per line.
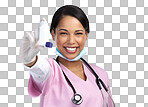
24 55 50 85
19 18 51 96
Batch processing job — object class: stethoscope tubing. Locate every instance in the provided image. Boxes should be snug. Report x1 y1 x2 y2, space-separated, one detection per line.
56 56 115 107
81 57 116 107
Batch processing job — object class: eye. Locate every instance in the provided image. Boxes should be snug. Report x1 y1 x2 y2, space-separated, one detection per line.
60 32 68 35
76 33 83 35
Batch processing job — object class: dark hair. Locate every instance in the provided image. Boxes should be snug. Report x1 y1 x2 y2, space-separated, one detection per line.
50 5 90 34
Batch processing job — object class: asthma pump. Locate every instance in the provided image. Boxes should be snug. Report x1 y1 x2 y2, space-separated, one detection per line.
39 18 53 48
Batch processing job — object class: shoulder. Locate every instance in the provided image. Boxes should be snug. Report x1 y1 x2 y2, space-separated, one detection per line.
89 64 105 72
45 57 62 73
45 57 56 63
89 63 107 75
45 58 58 66
88 63 110 85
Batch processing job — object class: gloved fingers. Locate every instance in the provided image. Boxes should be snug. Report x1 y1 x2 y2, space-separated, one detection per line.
25 32 35 47
20 34 30 56
23 32 33 41
41 18 46 22
20 32 36 57
27 46 39 59
21 41 40 64
33 29 39 43
19 29 41 64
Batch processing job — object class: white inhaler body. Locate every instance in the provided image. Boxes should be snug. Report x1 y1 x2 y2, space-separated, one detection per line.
39 18 53 48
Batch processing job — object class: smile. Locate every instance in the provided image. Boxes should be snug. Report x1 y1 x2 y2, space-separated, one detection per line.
66 47 76 51
64 47 78 54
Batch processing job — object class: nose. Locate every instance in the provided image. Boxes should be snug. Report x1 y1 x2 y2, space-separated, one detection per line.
68 34 76 44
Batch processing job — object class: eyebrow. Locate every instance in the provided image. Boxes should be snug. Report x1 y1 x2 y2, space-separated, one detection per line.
75 30 84 32
59 29 68 32
59 29 84 32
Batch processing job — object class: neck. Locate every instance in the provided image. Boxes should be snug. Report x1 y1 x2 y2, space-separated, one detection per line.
57 56 86 81
58 56 82 70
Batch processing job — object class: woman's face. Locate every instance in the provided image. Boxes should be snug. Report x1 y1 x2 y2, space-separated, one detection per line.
51 16 88 59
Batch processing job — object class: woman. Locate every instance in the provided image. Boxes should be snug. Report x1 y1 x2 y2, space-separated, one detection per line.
20 5 115 107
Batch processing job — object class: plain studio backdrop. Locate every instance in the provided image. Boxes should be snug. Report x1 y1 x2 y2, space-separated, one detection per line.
0 0 148 107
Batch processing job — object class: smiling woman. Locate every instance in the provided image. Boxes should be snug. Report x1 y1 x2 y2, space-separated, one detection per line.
19 5 115 107
52 16 88 60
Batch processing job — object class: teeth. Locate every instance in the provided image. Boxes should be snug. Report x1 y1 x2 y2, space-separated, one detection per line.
66 47 76 51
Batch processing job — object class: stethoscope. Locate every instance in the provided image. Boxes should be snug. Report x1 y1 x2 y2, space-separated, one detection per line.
56 56 115 107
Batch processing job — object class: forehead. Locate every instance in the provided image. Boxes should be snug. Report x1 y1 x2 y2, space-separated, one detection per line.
56 16 84 30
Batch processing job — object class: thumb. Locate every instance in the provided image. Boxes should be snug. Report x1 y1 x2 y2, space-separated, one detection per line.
35 41 44 50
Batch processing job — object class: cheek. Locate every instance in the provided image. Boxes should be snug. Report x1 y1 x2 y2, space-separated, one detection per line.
77 36 87 45
56 37 61 46
55 36 66 47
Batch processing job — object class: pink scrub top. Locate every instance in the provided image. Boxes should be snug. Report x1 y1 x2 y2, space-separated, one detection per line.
28 58 113 107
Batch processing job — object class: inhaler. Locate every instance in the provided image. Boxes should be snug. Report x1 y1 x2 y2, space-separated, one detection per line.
39 18 53 48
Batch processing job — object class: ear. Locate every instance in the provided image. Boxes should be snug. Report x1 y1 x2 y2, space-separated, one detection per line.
85 32 88 41
51 29 55 41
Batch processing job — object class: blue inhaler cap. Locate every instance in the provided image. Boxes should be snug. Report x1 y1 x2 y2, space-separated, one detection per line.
45 42 53 48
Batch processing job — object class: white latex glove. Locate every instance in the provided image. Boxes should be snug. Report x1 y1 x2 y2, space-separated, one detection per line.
20 18 51 64
19 29 41 64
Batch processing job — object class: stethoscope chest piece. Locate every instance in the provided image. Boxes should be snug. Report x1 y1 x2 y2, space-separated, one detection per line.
72 94 83 105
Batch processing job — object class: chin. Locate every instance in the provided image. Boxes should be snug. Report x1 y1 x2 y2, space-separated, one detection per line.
65 56 77 59
64 54 78 59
